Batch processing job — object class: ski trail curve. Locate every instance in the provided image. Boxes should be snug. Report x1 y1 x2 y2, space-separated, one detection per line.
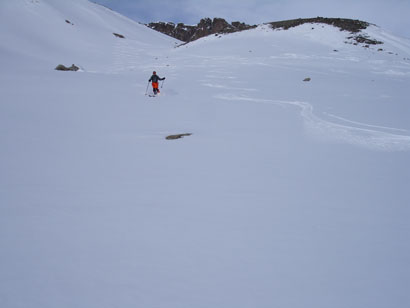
215 94 410 152
323 112 409 133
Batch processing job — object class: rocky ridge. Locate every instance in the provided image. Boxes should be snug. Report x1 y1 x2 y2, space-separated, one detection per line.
147 17 383 46
268 17 383 45
267 17 369 33
147 18 256 42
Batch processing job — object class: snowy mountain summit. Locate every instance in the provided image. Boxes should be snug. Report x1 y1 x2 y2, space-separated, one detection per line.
1 1 410 308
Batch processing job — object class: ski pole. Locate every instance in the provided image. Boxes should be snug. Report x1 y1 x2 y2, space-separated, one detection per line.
145 81 150 95
161 79 165 89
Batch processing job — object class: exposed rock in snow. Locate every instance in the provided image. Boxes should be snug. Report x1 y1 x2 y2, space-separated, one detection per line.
113 32 125 38
55 64 80 71
165 133 192 140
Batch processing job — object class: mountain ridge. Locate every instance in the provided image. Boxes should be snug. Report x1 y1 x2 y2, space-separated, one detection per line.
147 17 256 42
147 17 382 44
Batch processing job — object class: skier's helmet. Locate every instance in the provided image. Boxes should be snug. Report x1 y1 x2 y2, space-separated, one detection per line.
153 71 156 74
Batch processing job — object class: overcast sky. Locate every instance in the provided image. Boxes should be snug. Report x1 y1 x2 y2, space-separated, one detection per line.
94 0 410 38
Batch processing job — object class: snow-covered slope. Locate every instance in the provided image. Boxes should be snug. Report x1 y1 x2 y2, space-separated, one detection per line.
0 0 179 71
177 23 410 149
1 1 410 308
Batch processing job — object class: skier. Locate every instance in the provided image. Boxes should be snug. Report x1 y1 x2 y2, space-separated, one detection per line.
148 71 165 95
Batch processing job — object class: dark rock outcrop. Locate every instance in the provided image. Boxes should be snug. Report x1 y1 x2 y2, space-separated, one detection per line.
148 18 256 42
113 32 125 38
55 64 79 71
165 133 192 140
267 17 369 33
350 34 383 45
267 17 382 45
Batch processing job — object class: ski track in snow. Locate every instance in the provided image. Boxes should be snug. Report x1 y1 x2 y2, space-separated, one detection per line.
201 82 257 92
102 38 173 74
111 39 151 73
216 94 410 152
323 112 409 133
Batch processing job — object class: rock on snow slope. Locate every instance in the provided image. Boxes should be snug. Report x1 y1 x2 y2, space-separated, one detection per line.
1 0 410 308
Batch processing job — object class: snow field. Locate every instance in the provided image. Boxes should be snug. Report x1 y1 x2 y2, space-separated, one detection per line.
1 1 410 308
